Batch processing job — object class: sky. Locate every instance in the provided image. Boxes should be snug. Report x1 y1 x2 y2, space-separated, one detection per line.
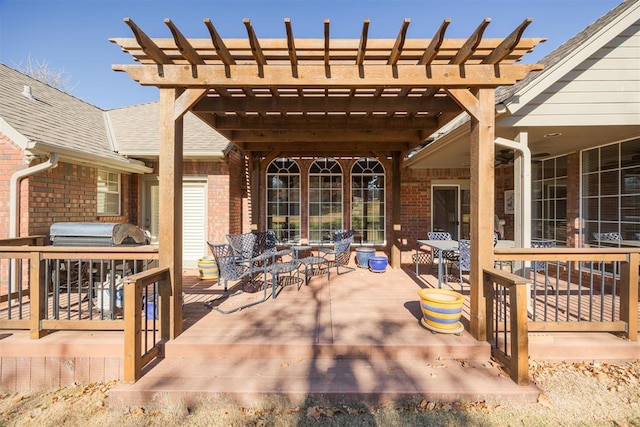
0 0 624 110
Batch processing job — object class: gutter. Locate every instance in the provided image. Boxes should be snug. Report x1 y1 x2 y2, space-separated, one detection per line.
9 153 59 237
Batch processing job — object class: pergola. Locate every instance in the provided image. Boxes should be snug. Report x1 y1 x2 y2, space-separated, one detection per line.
111 17 545 339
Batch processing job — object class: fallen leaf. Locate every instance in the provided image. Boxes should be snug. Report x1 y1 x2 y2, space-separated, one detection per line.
537 394 553 409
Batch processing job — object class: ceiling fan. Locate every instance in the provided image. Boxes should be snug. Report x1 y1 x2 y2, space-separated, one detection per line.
495 149 515 166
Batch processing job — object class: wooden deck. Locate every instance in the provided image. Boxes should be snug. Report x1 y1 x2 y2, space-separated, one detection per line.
1 257 638 407
109 259 638 409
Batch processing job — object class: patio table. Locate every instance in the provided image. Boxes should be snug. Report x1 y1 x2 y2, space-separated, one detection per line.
416 239 459 288
417 239 516 288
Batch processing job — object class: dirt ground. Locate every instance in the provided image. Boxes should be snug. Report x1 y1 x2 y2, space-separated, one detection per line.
1 360 639 426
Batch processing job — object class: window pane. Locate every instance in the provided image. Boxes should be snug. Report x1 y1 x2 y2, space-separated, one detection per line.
266 158 301 243
351 159 385 245
308 158 343 244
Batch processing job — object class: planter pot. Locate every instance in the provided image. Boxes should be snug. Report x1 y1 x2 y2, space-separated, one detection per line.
198 256 218 280
369 255 388 273
417 288 465 334
355 247 376 268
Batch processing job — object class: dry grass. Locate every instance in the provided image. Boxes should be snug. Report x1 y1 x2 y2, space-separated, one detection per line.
1 361 639 426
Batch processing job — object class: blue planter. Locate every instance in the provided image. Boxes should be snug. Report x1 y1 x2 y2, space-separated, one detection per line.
355 247 376 268
369 255 388 273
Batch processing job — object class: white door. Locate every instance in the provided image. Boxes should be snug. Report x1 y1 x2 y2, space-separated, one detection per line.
182 181 208 268
143 179 207 268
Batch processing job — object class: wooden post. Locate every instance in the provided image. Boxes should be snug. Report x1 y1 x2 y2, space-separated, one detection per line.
123 280 142 383
159 88 184 339
510 281 530 385
447 88 495 340
29 252 47 339
620 252 639 341
391 152 402 268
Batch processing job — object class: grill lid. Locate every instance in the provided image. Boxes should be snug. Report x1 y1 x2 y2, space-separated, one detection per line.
49 222 148 246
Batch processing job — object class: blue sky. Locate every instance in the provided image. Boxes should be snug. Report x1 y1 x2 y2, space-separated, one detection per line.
0 0 623 110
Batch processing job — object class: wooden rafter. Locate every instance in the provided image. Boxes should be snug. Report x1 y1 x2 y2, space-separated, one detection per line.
123 18 173 64
482 18 533 64
388 19 410 65
356 19 370 66
204 18 236 66
285 18 298 77
165 19 205 65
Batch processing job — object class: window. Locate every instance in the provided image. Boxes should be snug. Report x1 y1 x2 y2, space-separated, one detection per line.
582 138 640 245
97 170 121 215
351 158 385 245
532 156 567 245
266 158 301 243
308 158 343 244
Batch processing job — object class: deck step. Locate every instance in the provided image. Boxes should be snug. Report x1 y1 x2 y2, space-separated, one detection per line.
109 356 541 409
161 336 493 361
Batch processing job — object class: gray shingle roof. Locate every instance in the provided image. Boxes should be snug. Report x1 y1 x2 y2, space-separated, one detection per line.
0 63 229 168
0 63 125 163
107 102 229 158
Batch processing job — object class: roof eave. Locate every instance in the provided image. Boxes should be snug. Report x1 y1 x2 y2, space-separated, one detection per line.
26 141 153 174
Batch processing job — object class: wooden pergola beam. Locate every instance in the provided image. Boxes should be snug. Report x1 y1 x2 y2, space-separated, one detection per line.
191 95 460 114
210 115 438 130
113 63 542 86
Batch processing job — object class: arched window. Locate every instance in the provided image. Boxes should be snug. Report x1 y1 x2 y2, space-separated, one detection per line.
266 158 300 243
351 158 385 245
308 158 343 244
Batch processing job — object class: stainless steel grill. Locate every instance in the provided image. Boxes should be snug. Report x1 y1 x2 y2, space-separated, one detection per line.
49 222 148 247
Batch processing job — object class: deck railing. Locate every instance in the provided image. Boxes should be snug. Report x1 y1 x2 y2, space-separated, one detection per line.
487 247 639 384
123 267 170 383
0 237 166 384
0 241 160 338
483 268 529 384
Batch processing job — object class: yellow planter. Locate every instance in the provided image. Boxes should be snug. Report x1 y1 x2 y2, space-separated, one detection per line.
417 288 465 334
198 256 218 280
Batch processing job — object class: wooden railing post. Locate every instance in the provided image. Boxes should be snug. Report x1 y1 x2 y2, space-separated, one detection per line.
483 271 495 344
159 271 171 342
620 252 638 341
123 278 142 383
29 252 47 339
510 281 530 385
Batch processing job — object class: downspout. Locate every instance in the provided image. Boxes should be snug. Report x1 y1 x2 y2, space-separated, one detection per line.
9 153 59 238
495 137 531 249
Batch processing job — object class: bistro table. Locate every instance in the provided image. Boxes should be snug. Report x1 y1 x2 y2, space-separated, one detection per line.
416 239 459 288
416 239 516 288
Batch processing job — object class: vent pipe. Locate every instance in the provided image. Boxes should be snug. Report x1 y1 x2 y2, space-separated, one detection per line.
21 85 36 100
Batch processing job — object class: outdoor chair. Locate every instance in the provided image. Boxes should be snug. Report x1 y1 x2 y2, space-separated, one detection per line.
204 240 272 314
530 238 556 291
318 229 355 275
592 232 622 247
449 238 470 293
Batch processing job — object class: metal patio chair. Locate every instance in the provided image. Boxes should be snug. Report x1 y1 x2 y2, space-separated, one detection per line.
204 240 271 314
530 238 556 291
427 231 454 273
318 229 355 275
449 239 470 293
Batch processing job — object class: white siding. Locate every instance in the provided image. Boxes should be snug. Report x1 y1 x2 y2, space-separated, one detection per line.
505 22 640 127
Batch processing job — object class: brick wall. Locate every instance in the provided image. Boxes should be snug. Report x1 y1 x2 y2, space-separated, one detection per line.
227 148 246 235
0 135 25 238
26 162 135 236
495 165 515 240
143 159 235 246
